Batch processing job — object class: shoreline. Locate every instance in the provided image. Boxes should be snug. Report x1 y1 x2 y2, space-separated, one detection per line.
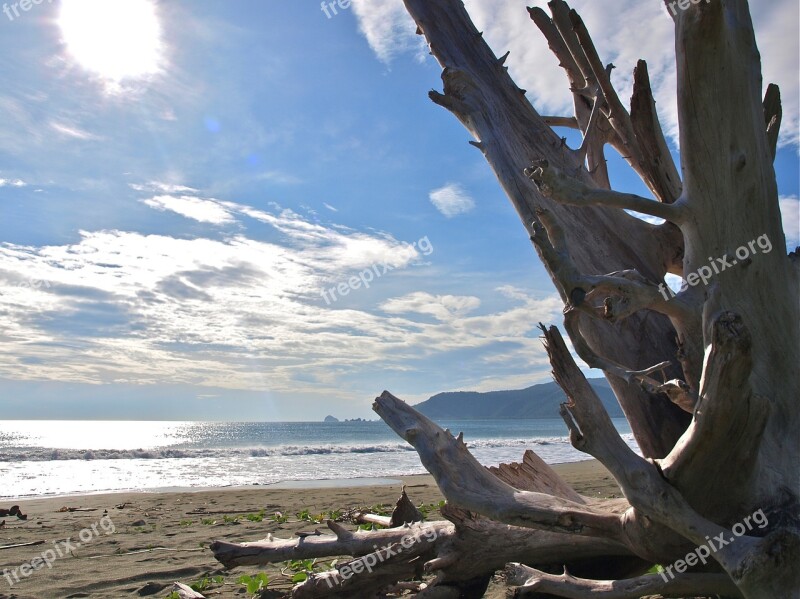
2 476 414 502
3 459 601 501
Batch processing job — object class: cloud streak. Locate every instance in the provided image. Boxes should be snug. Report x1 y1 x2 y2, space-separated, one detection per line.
142 195 237 224
49 121 103 141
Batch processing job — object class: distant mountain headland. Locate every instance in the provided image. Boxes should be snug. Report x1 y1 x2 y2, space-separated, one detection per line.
413 378 622 420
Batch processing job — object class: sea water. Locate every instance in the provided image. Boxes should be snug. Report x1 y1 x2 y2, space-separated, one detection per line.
0 419 636 497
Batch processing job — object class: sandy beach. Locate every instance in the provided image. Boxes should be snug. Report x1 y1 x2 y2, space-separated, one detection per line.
0 460 620 599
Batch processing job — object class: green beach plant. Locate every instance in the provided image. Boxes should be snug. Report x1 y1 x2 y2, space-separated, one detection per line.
237 572 270 594
269 511 288 523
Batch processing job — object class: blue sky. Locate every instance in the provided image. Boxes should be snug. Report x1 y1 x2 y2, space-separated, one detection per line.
0 0 797 420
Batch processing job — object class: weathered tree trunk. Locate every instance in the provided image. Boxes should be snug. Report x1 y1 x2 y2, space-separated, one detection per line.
213 1 799 596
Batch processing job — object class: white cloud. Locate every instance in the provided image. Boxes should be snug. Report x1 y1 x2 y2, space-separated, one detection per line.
351 0 426 64
429 183 475 217
0 178 26 187
780 195 799 250
323 202 338 212
381 292 481 321
142 195 237 225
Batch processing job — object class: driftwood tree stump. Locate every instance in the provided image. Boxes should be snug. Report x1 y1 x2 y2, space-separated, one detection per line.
212 1 799 596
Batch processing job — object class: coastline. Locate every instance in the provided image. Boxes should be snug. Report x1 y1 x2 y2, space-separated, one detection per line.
0 460 620 598
3 458 610 501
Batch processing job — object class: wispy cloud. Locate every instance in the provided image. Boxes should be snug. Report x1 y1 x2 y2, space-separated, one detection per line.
130 181 199 194
142 195 237 225
429 183 475 218
351 0 426 64
49 121 103 141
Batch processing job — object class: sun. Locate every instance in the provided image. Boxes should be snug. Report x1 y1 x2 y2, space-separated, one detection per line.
59 0 164 83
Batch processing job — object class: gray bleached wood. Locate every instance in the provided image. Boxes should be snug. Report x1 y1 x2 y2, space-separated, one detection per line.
505 563 742 598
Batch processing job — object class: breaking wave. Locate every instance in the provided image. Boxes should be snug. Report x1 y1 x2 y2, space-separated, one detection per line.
0 435 603 462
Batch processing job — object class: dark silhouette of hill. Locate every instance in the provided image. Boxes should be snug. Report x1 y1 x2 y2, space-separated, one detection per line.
413 378 622 420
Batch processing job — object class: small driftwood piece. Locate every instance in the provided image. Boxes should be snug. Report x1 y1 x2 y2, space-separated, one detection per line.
171 582 206 598
0 540 45 551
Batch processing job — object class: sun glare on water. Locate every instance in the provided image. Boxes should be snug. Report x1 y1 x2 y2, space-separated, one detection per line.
59 0 163 83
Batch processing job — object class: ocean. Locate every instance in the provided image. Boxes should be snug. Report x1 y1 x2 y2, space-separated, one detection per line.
0 419 636 498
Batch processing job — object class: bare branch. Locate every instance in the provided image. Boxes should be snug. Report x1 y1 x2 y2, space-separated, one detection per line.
353 512 392 527
530 3 612 189
548 1 594 91
527 6 583 90
630 60 682 202
577 93 604 164
541 324 763 574
210 520 451 568
567 11 644 170
543 115 579 129
505 563 742 598
561 310 667 393
527 161 685 223
530 208 694 325
654 378 697 413
763 83 782 160
562 323 695 414
537 4 681 203
661 312 769 513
